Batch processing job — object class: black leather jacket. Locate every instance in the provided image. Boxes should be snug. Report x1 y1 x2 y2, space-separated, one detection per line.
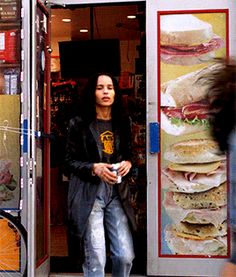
65 116 137 238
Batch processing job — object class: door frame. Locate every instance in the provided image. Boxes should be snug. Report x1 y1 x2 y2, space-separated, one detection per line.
29 0 51 276
32 0 147 276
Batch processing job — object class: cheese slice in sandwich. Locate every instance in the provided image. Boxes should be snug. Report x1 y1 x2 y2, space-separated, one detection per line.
172 182 227 210
168 161 221 173
165 225 227 255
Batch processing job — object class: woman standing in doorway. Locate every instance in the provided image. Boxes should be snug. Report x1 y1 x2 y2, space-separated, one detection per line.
65 73 136 277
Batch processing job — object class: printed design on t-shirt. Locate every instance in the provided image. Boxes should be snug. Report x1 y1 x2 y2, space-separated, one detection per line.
100 131 114 155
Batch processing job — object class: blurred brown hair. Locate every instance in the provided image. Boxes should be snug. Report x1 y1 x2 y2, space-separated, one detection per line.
206 57 236 151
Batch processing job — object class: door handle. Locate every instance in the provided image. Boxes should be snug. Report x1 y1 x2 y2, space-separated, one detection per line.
149 122 160 154
46 46 52 54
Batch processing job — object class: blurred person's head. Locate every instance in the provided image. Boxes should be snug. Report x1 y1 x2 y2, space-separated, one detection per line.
206 57 236 151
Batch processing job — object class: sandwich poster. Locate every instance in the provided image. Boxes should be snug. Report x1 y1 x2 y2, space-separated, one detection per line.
0 95 20 210
159 11 228 257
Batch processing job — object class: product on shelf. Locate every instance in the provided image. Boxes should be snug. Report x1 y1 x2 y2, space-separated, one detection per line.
0 1 19 21
0 29 19 63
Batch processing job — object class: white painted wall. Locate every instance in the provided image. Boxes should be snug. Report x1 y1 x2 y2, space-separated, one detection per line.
146 0 236 276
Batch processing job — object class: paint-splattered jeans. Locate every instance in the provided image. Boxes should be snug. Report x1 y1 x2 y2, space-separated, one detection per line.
82 194 135 277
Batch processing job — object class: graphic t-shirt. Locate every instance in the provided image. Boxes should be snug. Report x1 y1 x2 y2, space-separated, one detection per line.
95 119 118 199
96 119 114 163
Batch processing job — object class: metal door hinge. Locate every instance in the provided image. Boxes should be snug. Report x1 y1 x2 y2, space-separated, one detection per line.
21 50 25 61
21 8 24 18
29 178 33 187
21 29 24 39
28 159 36 171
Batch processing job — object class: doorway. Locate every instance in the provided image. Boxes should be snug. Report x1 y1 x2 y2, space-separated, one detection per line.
49 2 146 275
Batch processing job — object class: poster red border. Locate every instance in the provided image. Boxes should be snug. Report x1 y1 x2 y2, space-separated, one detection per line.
157 9 230 259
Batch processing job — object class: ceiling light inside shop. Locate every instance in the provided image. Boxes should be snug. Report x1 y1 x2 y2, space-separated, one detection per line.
62 18 71 23
80 29 89 33
127 15 136 19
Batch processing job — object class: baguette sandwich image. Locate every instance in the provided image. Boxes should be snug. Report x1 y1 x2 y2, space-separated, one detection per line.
160 14 224 65
161 63 221 136
162 138 228 255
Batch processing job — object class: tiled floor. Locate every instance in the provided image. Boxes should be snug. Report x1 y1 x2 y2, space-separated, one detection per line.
51 225 68 257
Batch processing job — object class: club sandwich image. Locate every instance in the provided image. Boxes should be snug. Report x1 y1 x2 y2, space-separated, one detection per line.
162 138 227 255
160 14 224 65
161 63 222 136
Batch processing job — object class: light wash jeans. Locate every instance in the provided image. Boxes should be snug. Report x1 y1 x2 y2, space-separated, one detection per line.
82 194 135 277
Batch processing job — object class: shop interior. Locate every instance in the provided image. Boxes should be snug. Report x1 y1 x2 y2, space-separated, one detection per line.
49 2 146 274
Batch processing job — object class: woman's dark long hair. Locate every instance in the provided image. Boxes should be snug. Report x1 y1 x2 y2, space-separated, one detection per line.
79 72 127 127
206 58 236 152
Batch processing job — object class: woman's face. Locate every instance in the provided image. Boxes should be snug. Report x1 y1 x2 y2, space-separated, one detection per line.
95 75 115 107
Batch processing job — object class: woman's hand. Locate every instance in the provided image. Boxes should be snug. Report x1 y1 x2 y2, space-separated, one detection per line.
92 163 117 184
117 160 132 177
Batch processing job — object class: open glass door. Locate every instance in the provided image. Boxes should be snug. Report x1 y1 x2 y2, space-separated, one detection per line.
30 0 51 275
35 1 51 273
